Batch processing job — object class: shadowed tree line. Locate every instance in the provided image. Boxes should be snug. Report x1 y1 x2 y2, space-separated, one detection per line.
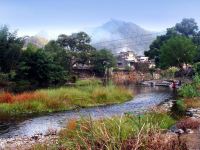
0 26 116 91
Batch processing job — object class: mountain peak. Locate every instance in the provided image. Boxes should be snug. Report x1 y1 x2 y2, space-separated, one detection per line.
87 19 156 55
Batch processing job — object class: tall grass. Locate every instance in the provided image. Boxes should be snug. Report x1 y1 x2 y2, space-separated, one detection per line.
184 97 200 108
0 81 133 117
178 75 200 98
56 113 178 150
178 75 200 111
178 84 199 98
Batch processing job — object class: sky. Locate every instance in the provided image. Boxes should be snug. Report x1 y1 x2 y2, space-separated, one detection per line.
0 0 200 39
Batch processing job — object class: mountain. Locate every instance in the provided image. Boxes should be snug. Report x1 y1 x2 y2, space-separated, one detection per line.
88 19 157 55
24 36 48 48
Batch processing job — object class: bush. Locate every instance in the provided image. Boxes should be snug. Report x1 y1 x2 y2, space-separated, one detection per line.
178 75 200 98
161 67 179 78
178 84 199 98
193 74 200 87
171 99 186 117
193 62 200 74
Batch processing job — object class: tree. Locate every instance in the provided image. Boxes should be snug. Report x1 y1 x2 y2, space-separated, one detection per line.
91 49 116 76
57 32 92 52
56 32 96 71
44 40 71 71
0 25 24 73
159 36 197 69
144 27 178 66
175 18 198 37
145 18 199 67
16 46 66 86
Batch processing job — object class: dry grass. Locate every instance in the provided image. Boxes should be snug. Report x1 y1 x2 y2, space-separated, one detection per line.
184 97 200 108
0 92 13 103
56 113 178 150
122 132 185 150
0 91 46 104
177 117 200 130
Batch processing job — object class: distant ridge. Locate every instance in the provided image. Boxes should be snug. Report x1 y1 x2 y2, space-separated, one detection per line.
87 19 157 55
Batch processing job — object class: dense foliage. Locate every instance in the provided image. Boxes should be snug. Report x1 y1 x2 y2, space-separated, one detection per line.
0 26 24 73
91 49 116 76
145 18 200 68
0 26 116 89
159 36 196 69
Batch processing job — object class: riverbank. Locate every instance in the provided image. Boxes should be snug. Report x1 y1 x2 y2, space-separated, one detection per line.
0 80 133 118
0 85 178 149
0 98 177 150
9 77 200 150
0 112 177 150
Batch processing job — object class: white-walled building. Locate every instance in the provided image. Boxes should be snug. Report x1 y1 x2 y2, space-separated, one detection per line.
117 51 138 69
136 56 149 62
116 51 155 70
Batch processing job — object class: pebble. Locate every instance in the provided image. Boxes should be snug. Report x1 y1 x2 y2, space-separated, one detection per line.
186 129 194 134
159 99 175 112
175 129 184 134
0 134 58 150
187 108 200 119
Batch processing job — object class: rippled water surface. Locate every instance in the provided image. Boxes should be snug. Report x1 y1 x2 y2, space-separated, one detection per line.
0 86 175 138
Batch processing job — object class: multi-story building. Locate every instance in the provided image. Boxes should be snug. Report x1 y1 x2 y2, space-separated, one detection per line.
116 51 155 71
116 51 138 69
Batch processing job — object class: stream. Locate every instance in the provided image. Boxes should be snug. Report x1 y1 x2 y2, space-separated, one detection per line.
0 85 175 138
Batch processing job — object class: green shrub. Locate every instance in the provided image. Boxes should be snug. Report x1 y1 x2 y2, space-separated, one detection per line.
161 67 179 78
193 62 200 74
171 99 186 117
178 75 200 98
193 75 200 87
176 100 186 112
178 84 199 98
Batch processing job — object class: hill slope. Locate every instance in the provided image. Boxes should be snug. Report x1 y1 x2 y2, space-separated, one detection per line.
88 19 157 55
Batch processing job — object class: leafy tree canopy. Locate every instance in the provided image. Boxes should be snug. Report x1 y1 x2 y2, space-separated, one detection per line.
160 36 197 69
16 46 67 86
91 49 116 76
175 18 198 37
0 25 24 73
145 18 199 67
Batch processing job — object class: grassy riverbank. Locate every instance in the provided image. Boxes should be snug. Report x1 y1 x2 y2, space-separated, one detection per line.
0 80 133 117
33 112 179 150
173 75 200 114
48 76 200 150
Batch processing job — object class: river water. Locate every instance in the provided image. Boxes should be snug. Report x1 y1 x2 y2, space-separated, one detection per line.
0 86 175 138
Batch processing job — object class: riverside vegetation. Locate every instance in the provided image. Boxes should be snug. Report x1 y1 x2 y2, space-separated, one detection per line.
174 75 200 114
0 79 133 118
3 18 200 149
33 112 180 150
31 76 200 150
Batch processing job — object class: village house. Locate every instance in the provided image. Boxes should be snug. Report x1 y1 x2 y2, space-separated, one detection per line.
116 51 155 71
136 56 149 62
116 51 138 69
